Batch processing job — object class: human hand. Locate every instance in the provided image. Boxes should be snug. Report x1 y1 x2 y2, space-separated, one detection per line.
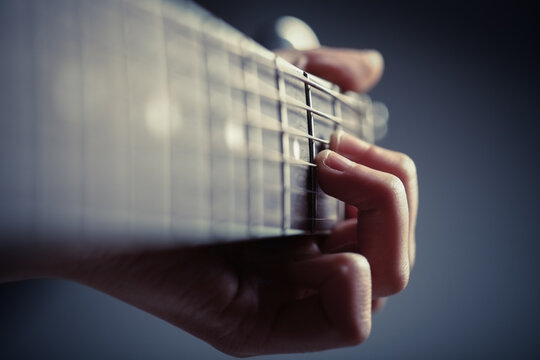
52 48 417 357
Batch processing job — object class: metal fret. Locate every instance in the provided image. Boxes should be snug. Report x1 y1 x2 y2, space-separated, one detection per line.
238 45 253 238
332 84 346 223
123 1 173 240
129 1 379 135
164 3 212 240
278 60 372 112
241 39 265 236
304 73 316 233
276 58 291 234
119 1 380 236
0 0 385 247
201 20 216 238
211 76 363 135
204 21 246 239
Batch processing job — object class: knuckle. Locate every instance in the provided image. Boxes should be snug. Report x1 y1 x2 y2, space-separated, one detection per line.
396 153 417 183
379 173 406 203
341 319 371 346
393 267 410 293
333 254 372 346
333 253 370 279
381 266 410 296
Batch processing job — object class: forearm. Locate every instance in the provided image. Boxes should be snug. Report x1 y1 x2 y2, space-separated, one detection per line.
0 244 53 282
0 241 102 283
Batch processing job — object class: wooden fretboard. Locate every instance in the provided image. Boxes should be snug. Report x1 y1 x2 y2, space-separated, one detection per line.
0 0 387 248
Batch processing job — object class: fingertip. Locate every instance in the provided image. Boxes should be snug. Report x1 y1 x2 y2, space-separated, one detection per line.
319 150 355 173
349 49 384 93
362 50 384 91
374 259 410 297
329 130 344 151
315 149 332 165
365 50 384 74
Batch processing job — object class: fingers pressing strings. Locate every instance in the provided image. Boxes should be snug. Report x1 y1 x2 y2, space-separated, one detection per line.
330 131 418 268
316 147 410 298
275 47 384 93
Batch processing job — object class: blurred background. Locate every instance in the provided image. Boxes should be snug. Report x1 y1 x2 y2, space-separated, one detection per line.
1 0 539 359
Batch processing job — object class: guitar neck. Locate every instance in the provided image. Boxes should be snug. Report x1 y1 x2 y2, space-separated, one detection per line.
0 0 386 249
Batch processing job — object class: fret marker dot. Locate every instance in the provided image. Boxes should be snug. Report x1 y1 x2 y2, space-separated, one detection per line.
145 97 181 138
293 138 301 159
225 121 245 151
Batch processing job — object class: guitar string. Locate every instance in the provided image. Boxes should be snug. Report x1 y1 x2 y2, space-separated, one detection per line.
185 86 365 147
160 11 374 124
160 5 371 230
209 76 367 129
275 55 291 233
199 25 375 113
164 9 376 116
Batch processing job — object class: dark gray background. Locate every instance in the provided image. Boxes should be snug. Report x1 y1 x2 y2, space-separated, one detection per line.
2 0 540 359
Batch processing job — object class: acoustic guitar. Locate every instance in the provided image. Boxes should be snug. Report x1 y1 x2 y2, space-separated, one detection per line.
0 0 387 249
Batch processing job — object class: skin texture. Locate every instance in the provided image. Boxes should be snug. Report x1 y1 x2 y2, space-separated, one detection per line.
4 48 418 357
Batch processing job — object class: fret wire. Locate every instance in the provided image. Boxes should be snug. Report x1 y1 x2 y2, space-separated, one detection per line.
277 58 372 111
285 125 329 145
201 65 371 134
186 9 211 236
201 20 215 235
240 41 276 68
203 17 244 235
160 0 175 239
162 2 374 237
203 27 239 53
223 78 364 132
275 57 291 233
332 83 343 131
229 79 345 125
175 93 332 145
197 40 372 117
161 3 200 39
223 29 237 234
171 85 336 144
238 39 253 238
245 115 329 145
304 72 316 233
241 38 265 234
162 3 372 127
332 83 346 223
166 16 371 120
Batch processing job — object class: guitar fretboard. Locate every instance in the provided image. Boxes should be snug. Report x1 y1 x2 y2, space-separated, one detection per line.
0 0 387 248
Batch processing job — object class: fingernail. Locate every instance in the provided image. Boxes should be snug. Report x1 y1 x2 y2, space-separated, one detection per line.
323 151 354 172
330 130 345 150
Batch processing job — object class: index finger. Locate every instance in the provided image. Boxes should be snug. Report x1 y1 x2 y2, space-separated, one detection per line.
275 47 384 93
